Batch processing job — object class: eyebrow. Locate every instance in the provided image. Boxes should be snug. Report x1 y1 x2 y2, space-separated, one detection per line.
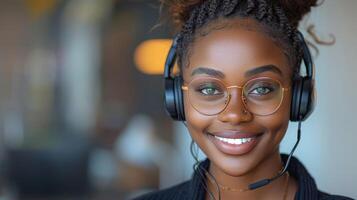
191 64 283 78
191 67 225 78
245 64 282 77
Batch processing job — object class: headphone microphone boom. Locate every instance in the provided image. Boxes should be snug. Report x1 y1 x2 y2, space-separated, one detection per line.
163 31 316 190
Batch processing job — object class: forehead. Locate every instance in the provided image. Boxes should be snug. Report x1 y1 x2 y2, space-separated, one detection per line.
183 24 291 82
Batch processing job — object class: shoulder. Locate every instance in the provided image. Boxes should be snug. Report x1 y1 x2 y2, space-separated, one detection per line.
133 159 210 200
131 181 191 200
281 154 354 200
318 191 355 200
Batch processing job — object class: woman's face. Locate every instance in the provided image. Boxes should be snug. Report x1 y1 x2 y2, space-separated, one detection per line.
182 20 293 176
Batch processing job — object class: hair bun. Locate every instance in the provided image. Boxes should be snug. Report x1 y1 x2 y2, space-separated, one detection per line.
278 0 320 27
161 0 321 30
161 0 204 30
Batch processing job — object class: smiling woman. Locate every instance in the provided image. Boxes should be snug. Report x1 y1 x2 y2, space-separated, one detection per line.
133 0 353 200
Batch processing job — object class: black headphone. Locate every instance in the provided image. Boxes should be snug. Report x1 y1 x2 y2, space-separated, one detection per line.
164 31 315 122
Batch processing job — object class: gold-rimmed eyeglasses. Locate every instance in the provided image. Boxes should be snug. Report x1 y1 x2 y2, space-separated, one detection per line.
181 77 290 116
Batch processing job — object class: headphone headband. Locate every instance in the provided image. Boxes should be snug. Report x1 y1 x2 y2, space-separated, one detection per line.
164 36 179 79
296 31 314 78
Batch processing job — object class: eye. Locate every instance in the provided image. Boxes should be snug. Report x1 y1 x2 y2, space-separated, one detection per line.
249 86 273 96
200 86 221 95
196 83 223 96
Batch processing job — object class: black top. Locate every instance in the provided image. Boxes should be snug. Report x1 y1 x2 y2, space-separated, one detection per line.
133 154 353 200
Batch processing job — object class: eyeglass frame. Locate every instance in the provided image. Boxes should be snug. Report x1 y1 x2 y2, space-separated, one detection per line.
181 76 290 116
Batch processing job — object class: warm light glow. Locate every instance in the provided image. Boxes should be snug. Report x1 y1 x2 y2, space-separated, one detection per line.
25 0 58 18
134 39 178 75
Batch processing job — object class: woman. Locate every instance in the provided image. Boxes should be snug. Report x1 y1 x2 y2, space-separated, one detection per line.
134 0 352 199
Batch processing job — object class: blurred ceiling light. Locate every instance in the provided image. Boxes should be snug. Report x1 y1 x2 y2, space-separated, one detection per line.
134 39 178 75
25 0 58 19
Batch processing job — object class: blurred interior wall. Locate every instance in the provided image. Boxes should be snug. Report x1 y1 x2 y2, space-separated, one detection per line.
279 1 357 198
59 0 112 133
0 1 30 150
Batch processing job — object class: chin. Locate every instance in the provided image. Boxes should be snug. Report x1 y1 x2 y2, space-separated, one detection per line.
214 156 257 176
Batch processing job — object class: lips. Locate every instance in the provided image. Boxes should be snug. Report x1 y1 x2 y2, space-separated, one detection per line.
206 131 263 155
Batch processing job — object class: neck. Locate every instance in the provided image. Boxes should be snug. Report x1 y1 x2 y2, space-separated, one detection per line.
205 151 289 200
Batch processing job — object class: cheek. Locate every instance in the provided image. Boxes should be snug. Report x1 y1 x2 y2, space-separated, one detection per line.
183 93 212 141
261 91 292 145
184 93 207 130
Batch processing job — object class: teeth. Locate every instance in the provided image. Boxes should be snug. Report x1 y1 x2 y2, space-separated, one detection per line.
214 136 253 145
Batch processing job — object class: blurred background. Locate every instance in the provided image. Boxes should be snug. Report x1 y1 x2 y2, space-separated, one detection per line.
0 0 356 200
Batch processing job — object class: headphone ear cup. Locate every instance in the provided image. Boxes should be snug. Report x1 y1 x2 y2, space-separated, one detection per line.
299 77 315 121
174 76 185 121
290 78 303 122
164 78 179 120
290 77 314 122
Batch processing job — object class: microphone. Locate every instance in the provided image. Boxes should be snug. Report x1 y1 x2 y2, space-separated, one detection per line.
248 120 302 190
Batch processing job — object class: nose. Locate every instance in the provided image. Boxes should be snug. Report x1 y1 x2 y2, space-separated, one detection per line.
217 89 253 125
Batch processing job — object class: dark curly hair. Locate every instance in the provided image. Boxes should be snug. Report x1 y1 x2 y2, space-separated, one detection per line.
161 0 320 79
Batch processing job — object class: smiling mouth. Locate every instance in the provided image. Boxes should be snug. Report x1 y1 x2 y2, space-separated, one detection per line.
206 132 263 155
